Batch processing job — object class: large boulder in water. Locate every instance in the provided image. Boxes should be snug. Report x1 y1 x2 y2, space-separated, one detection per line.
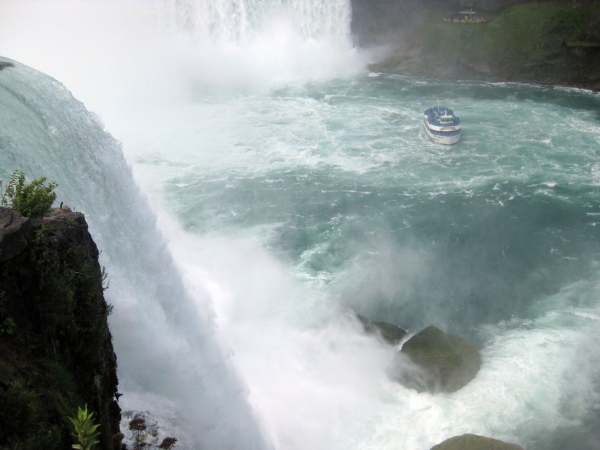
357 314 407 345
394 326 481 393
430 434 525 450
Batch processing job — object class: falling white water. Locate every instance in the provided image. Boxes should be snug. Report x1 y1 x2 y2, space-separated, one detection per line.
0 2 372 449
0 56 270 450
152 0 369 91
157 0 352 43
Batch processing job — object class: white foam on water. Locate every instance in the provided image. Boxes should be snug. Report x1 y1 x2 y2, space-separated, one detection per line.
150 212 398 449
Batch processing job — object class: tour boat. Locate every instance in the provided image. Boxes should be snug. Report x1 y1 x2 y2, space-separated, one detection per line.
423 106 461 145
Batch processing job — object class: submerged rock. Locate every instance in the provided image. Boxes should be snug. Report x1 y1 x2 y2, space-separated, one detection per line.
430 433 524 450
357 314 407 345
393 326 481 393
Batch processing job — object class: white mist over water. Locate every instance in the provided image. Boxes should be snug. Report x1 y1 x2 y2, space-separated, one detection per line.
0 1 384 448
0 58 270 449
0 0 372 121
2 1 600 449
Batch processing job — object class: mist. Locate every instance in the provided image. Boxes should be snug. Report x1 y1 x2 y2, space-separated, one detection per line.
0 1 393 448
2 1 600 449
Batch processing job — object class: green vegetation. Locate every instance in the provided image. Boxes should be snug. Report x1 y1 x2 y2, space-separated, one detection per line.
372 1 600 84
0 192 116 449
0 317 16 334
423 4 563 64
0 375 77 450
70 405 101 450
1 169 58 217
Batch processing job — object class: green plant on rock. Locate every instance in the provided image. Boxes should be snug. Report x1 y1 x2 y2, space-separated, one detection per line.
1 169 57 217
0 317 16 335
70 404 100 450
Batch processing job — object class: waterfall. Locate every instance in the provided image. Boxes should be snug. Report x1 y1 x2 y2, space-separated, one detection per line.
149 0 366 87
157 0 352 44
0 56 270 450
0 1 368 448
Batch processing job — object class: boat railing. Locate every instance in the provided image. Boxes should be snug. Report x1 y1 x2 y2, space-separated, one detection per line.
427 117 461 126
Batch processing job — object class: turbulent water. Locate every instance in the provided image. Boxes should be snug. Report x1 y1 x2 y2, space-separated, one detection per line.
1 1 600 449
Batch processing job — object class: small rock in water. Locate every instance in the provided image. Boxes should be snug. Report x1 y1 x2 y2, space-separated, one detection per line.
391 325 481 393
430 433 524 450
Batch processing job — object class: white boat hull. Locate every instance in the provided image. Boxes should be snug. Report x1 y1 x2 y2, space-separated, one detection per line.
423 121 461 145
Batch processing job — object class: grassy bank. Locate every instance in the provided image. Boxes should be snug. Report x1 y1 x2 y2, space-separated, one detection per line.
372 2 600 89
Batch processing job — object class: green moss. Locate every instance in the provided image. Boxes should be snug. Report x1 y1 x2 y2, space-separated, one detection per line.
30 231 110 367
425 4 555 61
417 2 600 72
0 213 115 449
431 433 525 450
567 41 600 47
0 379 68 450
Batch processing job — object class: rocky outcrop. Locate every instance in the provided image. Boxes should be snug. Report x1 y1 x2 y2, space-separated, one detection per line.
430 433 525 450
0 208 38 262
0 207 121 450
393 326 481 393
357 314 408 345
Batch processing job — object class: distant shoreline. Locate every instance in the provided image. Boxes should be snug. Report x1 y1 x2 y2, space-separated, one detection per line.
352 0 600 92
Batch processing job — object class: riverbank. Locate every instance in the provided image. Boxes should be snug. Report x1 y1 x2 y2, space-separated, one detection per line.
354 1 600 91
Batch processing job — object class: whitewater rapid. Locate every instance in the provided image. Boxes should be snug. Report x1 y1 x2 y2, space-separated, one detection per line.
1 1 600 449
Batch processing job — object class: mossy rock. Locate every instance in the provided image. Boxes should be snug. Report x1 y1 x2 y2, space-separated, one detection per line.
357 314 407 345
394 326 481 393
0 207 120 449
430 433 524 450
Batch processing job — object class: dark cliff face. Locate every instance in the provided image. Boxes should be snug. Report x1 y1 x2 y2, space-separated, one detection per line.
0 207 121 450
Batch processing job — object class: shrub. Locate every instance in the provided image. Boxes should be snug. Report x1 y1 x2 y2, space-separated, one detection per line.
0 317 16 335
1 169 58 217
70 404 101 450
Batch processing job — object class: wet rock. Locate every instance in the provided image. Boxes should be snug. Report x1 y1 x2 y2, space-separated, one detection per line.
393 326 481 393
0 207 121 449
357 314 407 345
430 433 525 450
0 207 39 263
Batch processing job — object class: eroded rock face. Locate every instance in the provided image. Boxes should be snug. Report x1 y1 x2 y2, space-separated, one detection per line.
0 207 121 450
0 208 38 263
393 326 481 393
430 433 525 450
